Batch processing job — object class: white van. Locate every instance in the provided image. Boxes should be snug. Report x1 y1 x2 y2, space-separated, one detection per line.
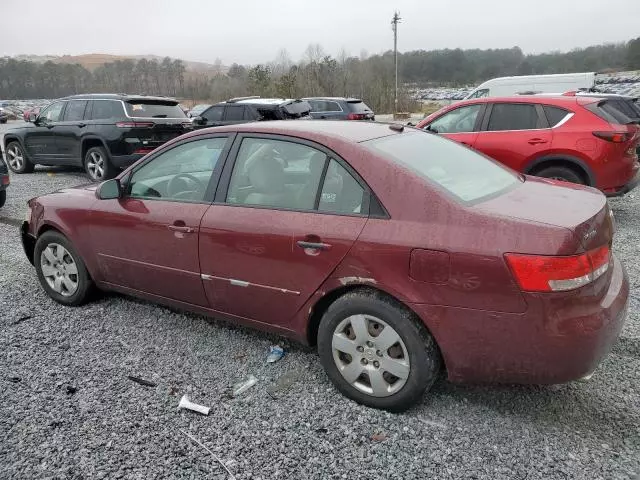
464 73 597 99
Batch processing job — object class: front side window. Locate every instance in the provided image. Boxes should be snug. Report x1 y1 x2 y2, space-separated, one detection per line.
486 103 539 131
63 100 88 121
90 100 124 120
39 102 64 122
202 106 224 122
226 138 327 210
364 131 518 203
427 104 482 134
128 137 227 202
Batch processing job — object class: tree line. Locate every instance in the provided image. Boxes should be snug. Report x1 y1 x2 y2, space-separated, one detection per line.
1 38 639 113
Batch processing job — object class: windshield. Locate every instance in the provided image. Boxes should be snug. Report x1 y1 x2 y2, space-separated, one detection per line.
364 131 519 203
125 101 186 118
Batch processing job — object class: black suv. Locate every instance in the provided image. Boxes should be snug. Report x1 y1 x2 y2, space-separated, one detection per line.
0 154 9 208
191 97 311 128
304 97 375 121
3 94 193 181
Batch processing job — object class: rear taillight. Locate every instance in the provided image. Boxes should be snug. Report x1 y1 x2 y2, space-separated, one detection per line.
592 131 631 143
116 121 154 128
347 113 366 120
505 246 610 292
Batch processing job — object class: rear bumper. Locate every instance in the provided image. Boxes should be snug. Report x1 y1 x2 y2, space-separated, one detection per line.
411 254 629 385
111 154 144 169
605 169 640 197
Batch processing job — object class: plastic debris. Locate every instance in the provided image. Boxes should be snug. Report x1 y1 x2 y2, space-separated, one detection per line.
13 315 32 325
231 374 257 397
372 433 387 442
266 346 285 363
127 376 157 387
179 429 236 479
178 395 210 415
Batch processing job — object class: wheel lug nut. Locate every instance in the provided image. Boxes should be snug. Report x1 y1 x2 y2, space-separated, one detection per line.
374 361 380 368
376 350 383 357
357 346 364 353
361 358 368 365
366 341 373 348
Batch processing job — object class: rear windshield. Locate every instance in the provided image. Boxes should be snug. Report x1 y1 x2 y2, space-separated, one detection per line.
364 131 519 203
585 100 633 125
347 100 373 113
125 101 186 118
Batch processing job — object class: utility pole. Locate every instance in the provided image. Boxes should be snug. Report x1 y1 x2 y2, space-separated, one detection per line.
391 11 401 114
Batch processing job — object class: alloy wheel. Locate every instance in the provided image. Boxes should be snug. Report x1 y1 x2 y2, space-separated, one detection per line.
40 243 79 297
6 145 24 171
86 152 105 180
331 314 410 397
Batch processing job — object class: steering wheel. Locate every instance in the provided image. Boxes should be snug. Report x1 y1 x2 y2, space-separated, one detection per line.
166 173 205 199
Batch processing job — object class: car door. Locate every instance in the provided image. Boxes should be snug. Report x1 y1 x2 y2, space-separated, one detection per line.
54 99 88 165
422 103 484 148
197 105 225 128
89 134 232 306
23 101 66 162
198 135 369 327
473 102 551 172
222 105 247 126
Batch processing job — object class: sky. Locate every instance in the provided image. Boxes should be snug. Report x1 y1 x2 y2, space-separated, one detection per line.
2 0 640 65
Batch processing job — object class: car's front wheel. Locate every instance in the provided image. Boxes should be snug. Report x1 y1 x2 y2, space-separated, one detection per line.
34 231 94 306
5 141 35 173
84 146 116 182
318 290 441 412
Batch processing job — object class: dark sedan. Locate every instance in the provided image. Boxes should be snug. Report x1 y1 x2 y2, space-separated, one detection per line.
21 120 628 411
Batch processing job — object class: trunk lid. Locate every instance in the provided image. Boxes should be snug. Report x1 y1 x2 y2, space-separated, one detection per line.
475 175 613 252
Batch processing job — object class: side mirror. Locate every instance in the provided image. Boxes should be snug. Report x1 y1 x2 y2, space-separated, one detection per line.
193 116 205 126
29 112 38 123
96 179 122 199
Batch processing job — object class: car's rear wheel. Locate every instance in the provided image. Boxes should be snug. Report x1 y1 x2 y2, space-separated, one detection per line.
5 141 34 174
0 190 6 208
535 166 585 185
34 231 94 306
84 146 116 182
317 290 441 412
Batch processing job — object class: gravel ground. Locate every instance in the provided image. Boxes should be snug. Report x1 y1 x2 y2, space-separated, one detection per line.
0 143 639 478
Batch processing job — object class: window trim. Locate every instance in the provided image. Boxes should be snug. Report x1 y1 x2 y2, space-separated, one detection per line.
426 103 486 134
38 101 66 123
121 132 236 205
480 102 548 133
61 99 89 122
214 133 385 218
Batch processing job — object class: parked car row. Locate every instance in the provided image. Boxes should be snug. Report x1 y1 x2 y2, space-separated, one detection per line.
1 94 376 182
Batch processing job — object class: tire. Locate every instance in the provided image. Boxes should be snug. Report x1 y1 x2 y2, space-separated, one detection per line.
534 166 585 185
34 230 94 306
5 141 35 173
84 146 116 182
0 190 6 208
317 290 441 412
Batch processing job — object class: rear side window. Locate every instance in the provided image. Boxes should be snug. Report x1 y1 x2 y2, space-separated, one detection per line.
585 100 632 125
347 100 372 113
364 131 518 203
224 106 245 121
63 100 88 121
90 100 124 120
543 106 571 127
309 100 342 112
487 103 539 131
125 101 186 118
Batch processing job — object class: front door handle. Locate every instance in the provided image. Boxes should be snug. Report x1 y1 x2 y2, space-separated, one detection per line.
168 223 194 233
528 138 548 145
296 240 331 250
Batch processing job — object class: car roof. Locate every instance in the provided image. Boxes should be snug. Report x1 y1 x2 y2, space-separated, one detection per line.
303 97 362 102
185 119 400 143
60 93 179 103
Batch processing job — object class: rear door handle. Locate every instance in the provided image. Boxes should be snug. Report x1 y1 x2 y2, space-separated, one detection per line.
528 138 548 145
77 123 86 128
168 224 194 233
296 240 331 250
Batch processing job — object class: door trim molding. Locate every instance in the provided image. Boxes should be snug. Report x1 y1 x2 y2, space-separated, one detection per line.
201 273 300 295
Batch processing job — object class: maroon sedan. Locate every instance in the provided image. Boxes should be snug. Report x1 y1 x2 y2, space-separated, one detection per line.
21 121 628 411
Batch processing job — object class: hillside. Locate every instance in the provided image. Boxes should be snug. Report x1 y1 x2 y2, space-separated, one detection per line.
11 53 227 74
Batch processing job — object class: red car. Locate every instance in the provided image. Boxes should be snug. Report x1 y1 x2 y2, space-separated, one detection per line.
22 106 41 122
417 95 640 196
21 121 628 411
